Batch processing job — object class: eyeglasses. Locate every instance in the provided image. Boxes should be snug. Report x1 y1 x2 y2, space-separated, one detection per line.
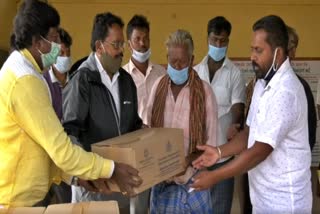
103 40 126 50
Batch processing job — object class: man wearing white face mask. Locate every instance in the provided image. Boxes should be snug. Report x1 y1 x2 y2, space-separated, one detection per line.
194 16 245 214
43 28 72 121
123 15 166 123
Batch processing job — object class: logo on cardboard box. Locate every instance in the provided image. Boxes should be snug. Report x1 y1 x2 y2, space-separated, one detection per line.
144 148 149 158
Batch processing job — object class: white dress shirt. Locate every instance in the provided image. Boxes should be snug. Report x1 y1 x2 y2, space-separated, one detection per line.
95 54 120 119
247 58 312 213
48 67 69 86
194 56 245 162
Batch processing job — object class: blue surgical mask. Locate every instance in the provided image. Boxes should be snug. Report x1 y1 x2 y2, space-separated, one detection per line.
167 64 189 85
208 44 227 61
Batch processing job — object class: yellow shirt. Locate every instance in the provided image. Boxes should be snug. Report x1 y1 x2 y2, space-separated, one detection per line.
0 50 113 207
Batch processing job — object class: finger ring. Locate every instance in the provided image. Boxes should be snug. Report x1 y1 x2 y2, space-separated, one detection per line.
122 191 127 195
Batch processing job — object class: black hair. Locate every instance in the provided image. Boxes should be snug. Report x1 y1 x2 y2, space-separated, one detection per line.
126 14 150 39
253 15 288 55
13 0 60 50
90 12 124 51
59 28 72 48
9 33 17 52
207 16 232 36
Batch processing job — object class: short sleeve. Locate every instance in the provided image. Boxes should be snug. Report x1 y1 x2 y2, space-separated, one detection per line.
254 90 298 148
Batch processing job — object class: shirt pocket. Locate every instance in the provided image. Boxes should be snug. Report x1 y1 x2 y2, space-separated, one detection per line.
255 104 266 125
213 85 231 107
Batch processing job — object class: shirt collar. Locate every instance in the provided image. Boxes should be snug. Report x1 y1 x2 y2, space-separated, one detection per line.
128 58 154 75
201 55 230 70
264 57 291 90
20 49 42 74
94 53 120 81
48 67 69 85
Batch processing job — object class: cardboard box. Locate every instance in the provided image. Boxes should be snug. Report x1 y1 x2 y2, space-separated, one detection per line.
92 128 186 194
0 201 119 214
44 201 119 214
0 207 45 214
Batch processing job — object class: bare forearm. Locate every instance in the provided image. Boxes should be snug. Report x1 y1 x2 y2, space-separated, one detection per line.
219 126 249 158
231 103 245 126
210 142 273 182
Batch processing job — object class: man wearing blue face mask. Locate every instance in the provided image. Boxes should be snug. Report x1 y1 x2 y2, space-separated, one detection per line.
194 16 245 214
43 28 72 121
144 29 218 214
123 15 166 123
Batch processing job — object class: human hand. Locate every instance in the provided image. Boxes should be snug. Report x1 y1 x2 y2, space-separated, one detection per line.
141 124 150 128
111 162 143 197
192 145 220 169
190 170 217 191
91 178 113 194
78 178 113 194
227 123 241 141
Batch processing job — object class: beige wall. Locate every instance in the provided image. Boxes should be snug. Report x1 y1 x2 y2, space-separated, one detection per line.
0 0 17 50
1 0 320 64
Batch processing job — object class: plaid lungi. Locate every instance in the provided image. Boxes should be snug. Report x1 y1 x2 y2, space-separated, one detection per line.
150 182 213 214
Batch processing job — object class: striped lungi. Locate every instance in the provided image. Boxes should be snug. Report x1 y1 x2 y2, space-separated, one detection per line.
150 182 213 214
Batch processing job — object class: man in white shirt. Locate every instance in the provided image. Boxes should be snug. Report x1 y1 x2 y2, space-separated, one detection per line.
194 16 245 214
122 15 166 123
191 15 312 214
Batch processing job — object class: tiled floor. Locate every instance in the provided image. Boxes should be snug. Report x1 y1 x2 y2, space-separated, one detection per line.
231 167 320 214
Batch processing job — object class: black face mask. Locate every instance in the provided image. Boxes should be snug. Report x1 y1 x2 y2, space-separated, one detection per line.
263 48 279 84
100 41 122 74
264 67 277 84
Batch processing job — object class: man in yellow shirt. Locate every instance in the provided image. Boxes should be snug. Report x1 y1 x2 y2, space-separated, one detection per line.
0 0 141 207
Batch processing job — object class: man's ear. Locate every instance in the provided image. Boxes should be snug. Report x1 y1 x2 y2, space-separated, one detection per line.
128 40 133 53
277 47 287 63
190 55 195 67
95 40 102 54
32 36 42 50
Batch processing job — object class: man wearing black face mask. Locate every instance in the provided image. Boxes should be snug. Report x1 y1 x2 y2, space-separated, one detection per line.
62 12 143 213
191 15 312 213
